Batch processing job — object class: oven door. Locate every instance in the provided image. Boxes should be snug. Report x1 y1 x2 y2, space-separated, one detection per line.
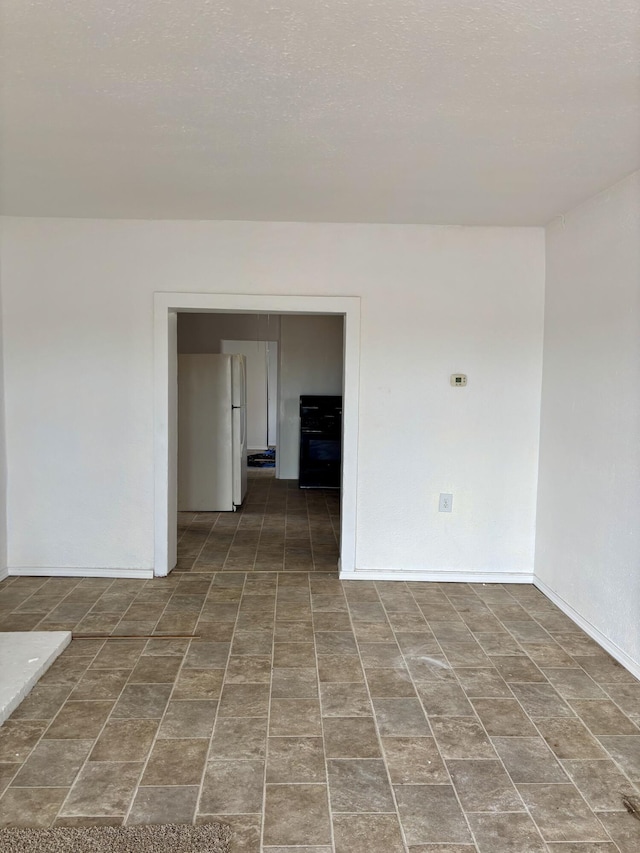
299 432 341 489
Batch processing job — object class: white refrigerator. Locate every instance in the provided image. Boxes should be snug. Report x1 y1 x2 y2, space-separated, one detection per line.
178 353 248 511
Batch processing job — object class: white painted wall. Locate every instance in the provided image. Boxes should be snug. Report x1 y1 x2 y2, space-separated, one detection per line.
279 315 344 479
0 218 544 577
266 342 278 447
177 312 281 353
0 276 7 579
535 171 640 670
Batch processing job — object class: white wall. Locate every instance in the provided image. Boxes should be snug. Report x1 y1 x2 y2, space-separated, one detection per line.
0 218 544 577
177 312 280 353
279 315 344 479
0 276 7 580
535 171 640 671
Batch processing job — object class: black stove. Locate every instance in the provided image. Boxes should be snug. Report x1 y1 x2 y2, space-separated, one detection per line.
299 395 342 489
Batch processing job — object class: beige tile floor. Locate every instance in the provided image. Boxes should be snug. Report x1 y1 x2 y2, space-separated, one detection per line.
0 472 639 851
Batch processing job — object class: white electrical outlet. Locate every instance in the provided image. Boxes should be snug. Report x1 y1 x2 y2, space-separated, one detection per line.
439 493 453 512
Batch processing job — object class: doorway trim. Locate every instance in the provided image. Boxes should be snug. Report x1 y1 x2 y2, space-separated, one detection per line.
153 292 361 577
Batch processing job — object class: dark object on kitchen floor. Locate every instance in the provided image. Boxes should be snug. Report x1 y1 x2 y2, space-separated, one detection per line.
622 792 640 821
299 395 342 489
248 448 276 467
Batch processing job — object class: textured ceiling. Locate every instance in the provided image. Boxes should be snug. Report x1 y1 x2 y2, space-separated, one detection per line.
1 0 639 224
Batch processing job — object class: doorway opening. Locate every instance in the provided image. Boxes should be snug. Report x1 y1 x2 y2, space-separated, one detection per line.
154 293 360 578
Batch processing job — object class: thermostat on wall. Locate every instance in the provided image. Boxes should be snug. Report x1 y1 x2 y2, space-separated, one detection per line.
450 374 467 387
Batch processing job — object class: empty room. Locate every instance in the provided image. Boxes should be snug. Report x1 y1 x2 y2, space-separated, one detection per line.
0 1 639 852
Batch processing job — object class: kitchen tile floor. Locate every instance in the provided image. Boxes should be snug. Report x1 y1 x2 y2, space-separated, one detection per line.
0 472 639 850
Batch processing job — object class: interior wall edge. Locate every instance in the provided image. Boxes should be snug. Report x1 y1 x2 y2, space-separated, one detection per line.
535 170 640 676
534 576 640 681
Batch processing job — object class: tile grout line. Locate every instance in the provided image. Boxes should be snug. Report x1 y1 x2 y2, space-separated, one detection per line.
193 569 244 824
388 580 481 851
190 511 223 574
458 583 578 848
52 574 203 824
230 479 259 573
439 585 545 825
436 582 548 850
310 575 337 853
0 652 99 802
344 580 414 853
14 576 84 621
48 636 132 824
259 560 279 853
120 574 215 827
491 584 629 846
66 585 172 818
258 484 274 853
31 577 98 633
452 582 612 849
108 577 170 638
207 516 237 574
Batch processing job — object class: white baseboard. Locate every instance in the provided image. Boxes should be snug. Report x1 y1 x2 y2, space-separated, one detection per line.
0 566 8 582
533 577 640 681
339 568 535 584
8 567 154 580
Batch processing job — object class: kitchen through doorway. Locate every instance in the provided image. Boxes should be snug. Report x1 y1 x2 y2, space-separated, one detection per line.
172 308 348 574
153 292 361 578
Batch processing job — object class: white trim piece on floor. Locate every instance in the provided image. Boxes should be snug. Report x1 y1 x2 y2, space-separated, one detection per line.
0 631 71 724
0 566 8 582
339 568 535 584
8 567 154 580
534 576 640 681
